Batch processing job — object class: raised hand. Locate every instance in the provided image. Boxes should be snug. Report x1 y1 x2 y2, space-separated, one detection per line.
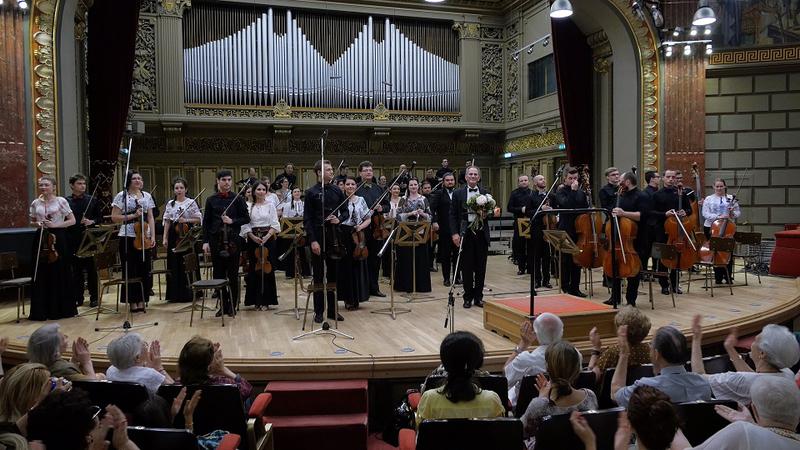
617 325 630 356
519 320 536 348
691 314 703 339
613 411 632 450
569 411 596 448
715 403 754 424
589 327 601 350
106 404 132 449
171 387 188 419
536 373 551 399
723 327 739 352
73 337 92 366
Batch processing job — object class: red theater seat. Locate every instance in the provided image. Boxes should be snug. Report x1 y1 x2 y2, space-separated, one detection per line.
770 230 800 277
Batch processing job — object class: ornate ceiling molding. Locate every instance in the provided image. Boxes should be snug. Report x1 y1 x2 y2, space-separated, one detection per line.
709 45 800 66
30 0 60 180
505 130 564 154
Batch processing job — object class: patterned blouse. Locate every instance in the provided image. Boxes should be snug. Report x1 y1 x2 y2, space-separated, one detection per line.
162 198 202 226
112 191 155 237
594 342 652 374
279 200 304 218
340 196 370 227
29 196 72 225
240 201 280 239
397 195 431 222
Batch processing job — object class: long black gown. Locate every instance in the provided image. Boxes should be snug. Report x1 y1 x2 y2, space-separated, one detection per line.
393 196 432 293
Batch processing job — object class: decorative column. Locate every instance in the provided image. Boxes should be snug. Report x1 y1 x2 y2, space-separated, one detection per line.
155 0 190 115
453 21 482 123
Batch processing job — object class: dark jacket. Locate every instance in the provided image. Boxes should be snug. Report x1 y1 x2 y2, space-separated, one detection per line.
552 185 589 238
202 192 250 243
430 186 456 241
449 185 491 241
507 187 531 219
303 182 346 245
599 183 618 211
652 186 693 229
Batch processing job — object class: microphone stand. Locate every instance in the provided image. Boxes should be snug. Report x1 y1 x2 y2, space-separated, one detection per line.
527 166 564 313
371 225 410 319
443 223 467 333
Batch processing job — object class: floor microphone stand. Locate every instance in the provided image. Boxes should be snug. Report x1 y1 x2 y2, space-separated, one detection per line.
443 227 466 334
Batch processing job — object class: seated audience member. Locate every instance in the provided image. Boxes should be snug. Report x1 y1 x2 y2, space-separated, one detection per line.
106 333 174 394
588 306 652 380
131 388 231 446
27 388 140 450
27 324 101 381
688 376 800 449
178 336 252 402
505 313 564 406
0 363 69 438
416 331 505 425
612 325 711 407
691 315 799 404
521 341 598 442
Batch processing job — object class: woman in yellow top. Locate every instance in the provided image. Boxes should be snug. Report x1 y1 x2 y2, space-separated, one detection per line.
416 331 505 425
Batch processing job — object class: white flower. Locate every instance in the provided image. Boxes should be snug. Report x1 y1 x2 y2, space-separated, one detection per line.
486 194 494 201
476 195 487 206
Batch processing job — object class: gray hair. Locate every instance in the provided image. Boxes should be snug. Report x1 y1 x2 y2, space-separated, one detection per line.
27 324 62 367
107 333 144 370
758 324 800 369
750 376 800 428
533 313 564 345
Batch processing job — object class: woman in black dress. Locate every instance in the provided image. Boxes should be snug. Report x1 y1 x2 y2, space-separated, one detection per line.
29 176 77 320
337 178 371 310
382 184 402 278
240 181 280 310
394 178 432 293
161 177 202 302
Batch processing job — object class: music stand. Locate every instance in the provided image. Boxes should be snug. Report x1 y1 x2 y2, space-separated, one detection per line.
275 217 311 319
75 225 118 258
395 221 433 301
371 224 411 320
517 218 531 239
543 230 579 296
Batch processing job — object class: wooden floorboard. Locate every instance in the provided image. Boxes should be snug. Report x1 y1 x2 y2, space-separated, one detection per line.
1 256 798 381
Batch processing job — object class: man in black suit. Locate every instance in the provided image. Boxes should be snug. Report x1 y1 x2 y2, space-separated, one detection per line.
450 166 493 308
525 174 553 290
355 160 388 297
431 172 458 286
552 166 589 297
507 174 531 275
435 158 451 181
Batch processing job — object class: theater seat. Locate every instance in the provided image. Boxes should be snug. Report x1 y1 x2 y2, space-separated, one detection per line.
535 407 624 450
399 418 524 450
123 427 241 450
72 380 149 414
770 230 800 276
674 400 737 446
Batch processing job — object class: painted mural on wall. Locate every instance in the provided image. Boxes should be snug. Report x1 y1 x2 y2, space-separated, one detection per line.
711 0 800 48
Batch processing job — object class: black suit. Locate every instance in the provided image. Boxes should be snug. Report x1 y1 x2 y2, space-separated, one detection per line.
431 186 457 283
449 185 490 305
524 190 551 286
355 179 388 294
552 185 589 294
304 182 346 317
652 186 693 290
202 193 250 313
507 187 531 272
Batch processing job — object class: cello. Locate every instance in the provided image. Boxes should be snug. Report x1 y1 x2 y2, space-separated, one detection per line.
690 162 705 244
603 184 641 279
698 197 738 265
662 186 697 271
573 165 606 269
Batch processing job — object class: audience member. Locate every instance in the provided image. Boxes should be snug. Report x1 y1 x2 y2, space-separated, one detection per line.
612 325 711 407
521 341 598 441
27 324 101 381
106 333 174 394
416 331 505 425
505 314 564 406
588 306 652 380
691 315 799 404
687 376 800 449
27 388 140 450
178 336 252 402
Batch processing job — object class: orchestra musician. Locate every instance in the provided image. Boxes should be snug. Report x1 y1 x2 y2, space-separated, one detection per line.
202 170 250 317
240 181 280 311
421 180 435 271
652 169 693 295
355 161 388 297
396 164 410 196
606 172 650 307
702 179 741 284
382 184 403 278
641 171 661 271
29 176 77 321
552 166 589 297
395 178 433 293
274 162 297 190
431 172 459 287
161 177 202 303
424 170 437 191
111 170 156 313
338 177 372 309
450 166 491 308
525 174 553 291
304 159 346 324
507 175 531 275
274 176 292 207
66 173 101 308
278 187 311 278
599 167 621 211
435 158 451 181
239 167 259 187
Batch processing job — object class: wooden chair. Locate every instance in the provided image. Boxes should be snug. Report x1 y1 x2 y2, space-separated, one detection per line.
399 418 524 450
93 250 143 320
72 379 150 414
183 252 233 326
149 243 170 301
674 400 737 446
535 407 624 450
640 243 676 310
688 237 735 297
0 252 31 323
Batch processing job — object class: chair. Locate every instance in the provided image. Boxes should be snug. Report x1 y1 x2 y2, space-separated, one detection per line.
72 380 150 414
640 243 676 310
123 427 243 450
93 250 144 320
423 375 510 412
597 365 654 409
733 231 762 286
688 237 735 297
701 354 735 374
514 371 597 418
0 252 31 323
535 407 624 450
674 400 737 446
399 418 524 450
183 253 233 326
158 383 272 450
149 244 170 301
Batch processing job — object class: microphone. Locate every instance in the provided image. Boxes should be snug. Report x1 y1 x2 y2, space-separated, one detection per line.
555 164 566 177
321 129 329 138
278 246 293 262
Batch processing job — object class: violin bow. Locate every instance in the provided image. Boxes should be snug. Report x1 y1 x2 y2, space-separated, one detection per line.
369 161 416 211
221 181 251 217
669 208 697 251
170 188 207 223
80 178 102 223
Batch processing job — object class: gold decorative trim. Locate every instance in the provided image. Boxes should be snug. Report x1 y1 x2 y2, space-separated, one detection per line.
373 102 389 121
709 45 800 65
74 0 92 41
31 0 60 182
453 22 480 39
504 130 564 154
274 98 291 118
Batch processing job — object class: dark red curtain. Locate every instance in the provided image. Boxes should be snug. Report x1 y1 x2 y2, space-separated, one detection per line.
87 0 141 210
551 18 593 166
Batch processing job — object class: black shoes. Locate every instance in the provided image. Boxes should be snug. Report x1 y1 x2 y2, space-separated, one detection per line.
443 280 451 287
603 298 616 305
542 282 553 289
215 309 233 317
570 290 588 298
672 287 683 294
327 313 344 321
314 313 323 323
371 291 386 298
473 299 485 308
463 300 472 308
517 270 525 276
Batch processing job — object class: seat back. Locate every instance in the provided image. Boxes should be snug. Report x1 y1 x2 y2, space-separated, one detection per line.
416 418 524 450
702 355 735 374
515 371 598 418
535 407 624 450
72 380 150 414
424 375 509 411
95 250 117 272
158 384 246 444
598 365 654 409
183 253 199 275
125 427 197 450
674 400 737 445
0 252 19 277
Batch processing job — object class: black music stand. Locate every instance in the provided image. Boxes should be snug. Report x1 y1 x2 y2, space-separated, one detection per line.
77 225 119 318
275 217 311 320
395 221 434 302
371 224 411 320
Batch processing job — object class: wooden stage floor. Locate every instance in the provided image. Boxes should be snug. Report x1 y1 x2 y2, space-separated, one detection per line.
1 256 798 381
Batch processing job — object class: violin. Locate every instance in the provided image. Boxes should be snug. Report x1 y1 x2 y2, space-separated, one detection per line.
603 184 641 279
372 213 388 240
39 215 59 264
251 227 273 274
698 196 737 265
133 199 154 251
574 165 606 269
326 221 346 260
352 228 369 260
218 184 249 258
662 185 698 270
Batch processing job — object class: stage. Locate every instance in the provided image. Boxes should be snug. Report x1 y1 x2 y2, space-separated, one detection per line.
1 255 798 381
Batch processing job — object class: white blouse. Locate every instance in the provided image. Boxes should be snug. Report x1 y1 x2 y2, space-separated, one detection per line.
112 191 155 237
279 200 304 218
265 192 280 208
387 198 401 219
240 201 280 239
162 198 202 226
29 196 72 226
340 197 370 227
702 194 741 228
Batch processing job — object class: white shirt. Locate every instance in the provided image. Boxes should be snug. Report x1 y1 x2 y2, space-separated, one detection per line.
240 201 280 239
162 198 202 226
112 191 155 237
690 421 800 450
30 196 72 225
707 369 795 405
505 345 548 406
106 365 166 394
265 192 280 208
279 200 304 218
341 197 370 227
702 194 741 228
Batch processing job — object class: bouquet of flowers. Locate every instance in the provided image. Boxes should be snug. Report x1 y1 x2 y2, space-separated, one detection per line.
466 192 497 232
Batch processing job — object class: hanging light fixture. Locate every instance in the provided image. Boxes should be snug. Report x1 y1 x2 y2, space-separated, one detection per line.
704 26 712 35
17 0 27 8
683 44 692 56
665 45 673 57
550 0 573 19
692 0 716 26
705 44 713 55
